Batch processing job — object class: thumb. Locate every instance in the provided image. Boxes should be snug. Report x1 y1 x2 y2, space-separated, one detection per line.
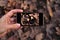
8 23 21 30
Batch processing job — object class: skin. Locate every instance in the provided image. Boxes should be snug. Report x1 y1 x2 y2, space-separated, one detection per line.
0 9 23 37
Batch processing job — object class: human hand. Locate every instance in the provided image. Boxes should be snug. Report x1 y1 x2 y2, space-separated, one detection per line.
0 9 23 37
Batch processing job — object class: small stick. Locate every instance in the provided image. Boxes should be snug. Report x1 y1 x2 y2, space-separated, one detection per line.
47 0 53 17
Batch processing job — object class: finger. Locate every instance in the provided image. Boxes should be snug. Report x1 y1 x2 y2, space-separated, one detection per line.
4 9 23 18
8 23 21 30
10 18 15 21
0 32 7 38
10 18 17 24
10 18 15 23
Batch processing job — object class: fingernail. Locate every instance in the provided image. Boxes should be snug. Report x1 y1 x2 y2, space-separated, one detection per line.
17 24 20 27
21 10 23 12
